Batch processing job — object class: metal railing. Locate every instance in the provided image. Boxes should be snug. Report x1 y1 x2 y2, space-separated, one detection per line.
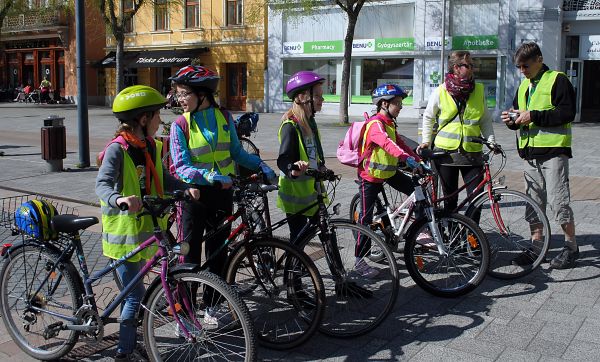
563 0 600 11
1 10 67 32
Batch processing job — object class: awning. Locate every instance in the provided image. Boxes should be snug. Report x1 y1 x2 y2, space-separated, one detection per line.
96 48 209 68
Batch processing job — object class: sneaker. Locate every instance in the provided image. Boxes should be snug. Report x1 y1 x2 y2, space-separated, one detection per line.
416 231 436 248
512 248 537 266
115 349 148 362
368 246 385 263
549 246 579 269
354 258 379 279
204 306 237 328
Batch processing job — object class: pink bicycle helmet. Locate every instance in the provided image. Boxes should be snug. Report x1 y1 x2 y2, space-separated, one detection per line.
169 65 220 93
371 84 408 105
285 71 325 99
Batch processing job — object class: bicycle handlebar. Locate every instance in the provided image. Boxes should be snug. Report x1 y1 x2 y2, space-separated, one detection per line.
304 168 339 182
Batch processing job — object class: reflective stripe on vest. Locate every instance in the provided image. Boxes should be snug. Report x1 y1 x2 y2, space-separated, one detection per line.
517 70 572 149
276 120 328 216
184 110 235 175
362 117 398 179
101 141 167 261
434 83 485 152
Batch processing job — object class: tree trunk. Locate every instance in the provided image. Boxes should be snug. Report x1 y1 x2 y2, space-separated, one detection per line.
339 14 357 124
115 34 125 93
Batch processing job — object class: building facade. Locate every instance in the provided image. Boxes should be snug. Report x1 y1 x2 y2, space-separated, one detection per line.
267 0 600 122
0 2 106 104
101 0 266 112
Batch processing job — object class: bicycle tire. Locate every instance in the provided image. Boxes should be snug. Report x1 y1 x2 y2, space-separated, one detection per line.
226 237 325 350
466 189 550 279
349 192 398 252
296 219 399 337
142 270 257 361
239 137 259 155
404 212 490 297
0 244 83 360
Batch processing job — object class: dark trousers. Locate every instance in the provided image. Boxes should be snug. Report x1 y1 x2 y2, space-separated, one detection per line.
287 213 320 246
436 163 483 216
180 187 232 306
358 172 414 257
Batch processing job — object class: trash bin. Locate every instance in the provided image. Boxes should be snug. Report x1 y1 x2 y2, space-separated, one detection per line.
41 115 66 172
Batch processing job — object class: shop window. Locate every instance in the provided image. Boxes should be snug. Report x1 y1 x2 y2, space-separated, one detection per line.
123 0 135 33
351 58 414 105
155 0 169 30
186 0 200 28
226 0 242 26
472 57 497 108
355 3 414 39
283 59 340 103
124 68 138 87
283 8 344 42
450 0 499 36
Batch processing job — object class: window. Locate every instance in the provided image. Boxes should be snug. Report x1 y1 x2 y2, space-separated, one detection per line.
226 0 242 26
565 36 580 58
284 59 340 102
450 0 499 36
155 0 169 30
351 58 414 105
355 4 414 39
123 0 135 33
471 57 497 108
186 0 200 28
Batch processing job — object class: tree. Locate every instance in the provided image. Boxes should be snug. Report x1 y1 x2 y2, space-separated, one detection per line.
265 0 369 124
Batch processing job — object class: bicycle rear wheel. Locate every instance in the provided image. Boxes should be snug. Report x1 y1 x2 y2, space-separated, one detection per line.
349 192 401 254
239 137 259 155
466 189 550 279
404 213 489 297
0 244 83 360
297 219 399 337
226 237 325 350
142 270 256 361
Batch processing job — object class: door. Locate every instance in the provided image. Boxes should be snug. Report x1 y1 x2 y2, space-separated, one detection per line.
565 59 583 122
226 63 247 111
581 60 600 122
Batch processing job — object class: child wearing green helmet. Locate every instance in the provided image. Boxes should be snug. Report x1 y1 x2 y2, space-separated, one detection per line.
95 85 200 362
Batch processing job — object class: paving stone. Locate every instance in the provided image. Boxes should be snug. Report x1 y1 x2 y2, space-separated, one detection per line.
573 318 600 344
446 336 505 359
562 339 600 360
410 344 492 362
526 337 569 358
496 347 542 362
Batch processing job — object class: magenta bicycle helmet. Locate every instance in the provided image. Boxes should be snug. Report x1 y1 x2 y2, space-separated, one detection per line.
371 84 408 105
285 71 325 99
169 65 220 93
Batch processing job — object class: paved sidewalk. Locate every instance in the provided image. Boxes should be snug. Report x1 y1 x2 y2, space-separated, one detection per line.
1 103 600 361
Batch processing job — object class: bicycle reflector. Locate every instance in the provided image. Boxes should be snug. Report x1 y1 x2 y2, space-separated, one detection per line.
1 243 12 257
13 200 58 241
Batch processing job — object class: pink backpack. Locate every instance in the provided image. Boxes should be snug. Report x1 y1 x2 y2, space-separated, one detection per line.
336 112 372 167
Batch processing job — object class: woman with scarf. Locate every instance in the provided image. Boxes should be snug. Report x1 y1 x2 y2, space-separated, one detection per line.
419 50 495 214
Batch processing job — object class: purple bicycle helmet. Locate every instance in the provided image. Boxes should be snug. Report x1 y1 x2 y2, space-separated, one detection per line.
285 71 325 99
169 65 220 93
371 84 408 105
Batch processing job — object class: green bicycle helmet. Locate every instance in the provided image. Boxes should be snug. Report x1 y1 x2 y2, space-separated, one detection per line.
112 85 167 121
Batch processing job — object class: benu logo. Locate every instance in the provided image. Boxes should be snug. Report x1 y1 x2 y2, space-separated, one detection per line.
122 91 147 100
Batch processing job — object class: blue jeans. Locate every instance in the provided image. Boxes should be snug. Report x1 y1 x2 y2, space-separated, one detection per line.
115 260 146 355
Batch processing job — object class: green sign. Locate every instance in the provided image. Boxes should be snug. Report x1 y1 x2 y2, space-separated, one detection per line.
452 35 498 50
375 38 415 52
304 40 343 54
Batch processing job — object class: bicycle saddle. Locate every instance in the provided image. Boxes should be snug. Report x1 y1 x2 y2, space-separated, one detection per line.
51 214 99 233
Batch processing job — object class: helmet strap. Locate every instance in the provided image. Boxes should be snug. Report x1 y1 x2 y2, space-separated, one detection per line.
193 94 207 113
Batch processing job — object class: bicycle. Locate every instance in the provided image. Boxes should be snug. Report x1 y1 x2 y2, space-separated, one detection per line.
182 173 326 350
0 192 256 361
235 112 260 156
253 168 399 338
350 137 550 280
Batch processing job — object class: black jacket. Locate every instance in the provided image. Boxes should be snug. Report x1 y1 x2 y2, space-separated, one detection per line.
277 119 325 178
508 64 576 160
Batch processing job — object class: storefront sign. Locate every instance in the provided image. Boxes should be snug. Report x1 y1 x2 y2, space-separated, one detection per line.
424 37 452 51
352 39 375 52
452 35 498 50
135 56 192 66
304 40 343 54
375 38 415 52
283 42 303 54
580 35 600 60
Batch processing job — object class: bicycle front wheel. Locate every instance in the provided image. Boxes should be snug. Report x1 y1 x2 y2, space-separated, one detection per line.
0 244 83 360
142 270 256 361
239 137 259 155
297 219 399 337
466 189 550 279
226 237 325 350
404 213 490 297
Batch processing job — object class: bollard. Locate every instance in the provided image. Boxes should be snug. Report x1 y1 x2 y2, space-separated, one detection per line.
41 115 66 172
